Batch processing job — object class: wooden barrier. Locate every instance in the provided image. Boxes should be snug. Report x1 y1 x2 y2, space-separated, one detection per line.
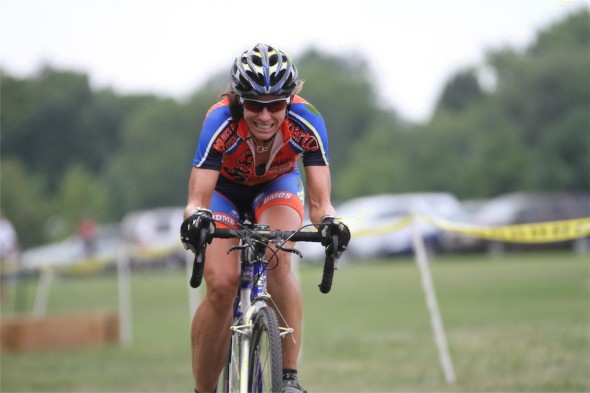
0 312 119 352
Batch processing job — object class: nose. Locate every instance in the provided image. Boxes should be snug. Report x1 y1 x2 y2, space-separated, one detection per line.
257 107 273 119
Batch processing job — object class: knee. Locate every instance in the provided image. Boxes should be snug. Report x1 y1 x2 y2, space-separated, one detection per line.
267 252 294 280
205 274 239 309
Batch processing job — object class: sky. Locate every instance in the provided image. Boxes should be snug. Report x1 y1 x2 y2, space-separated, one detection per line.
1 0 587 122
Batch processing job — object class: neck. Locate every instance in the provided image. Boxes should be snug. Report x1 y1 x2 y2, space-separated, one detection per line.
251 133 276 150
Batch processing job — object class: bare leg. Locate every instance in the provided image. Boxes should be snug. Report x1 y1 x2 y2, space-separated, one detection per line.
259 205 303 370
192 238 240 392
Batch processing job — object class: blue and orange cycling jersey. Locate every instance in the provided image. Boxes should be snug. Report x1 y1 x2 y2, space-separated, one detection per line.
193 95 329 186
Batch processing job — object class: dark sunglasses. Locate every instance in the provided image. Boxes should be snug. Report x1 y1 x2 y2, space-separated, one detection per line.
239 97 291 113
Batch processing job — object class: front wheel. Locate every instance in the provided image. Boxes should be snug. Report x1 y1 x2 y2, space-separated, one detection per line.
248 307 282 392
219 330 243 392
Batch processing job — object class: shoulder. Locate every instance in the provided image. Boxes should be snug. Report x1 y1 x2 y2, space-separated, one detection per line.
200 97 236 138
289 95 323 120
287 95 327 137
197 97 240 148
203 97 233 125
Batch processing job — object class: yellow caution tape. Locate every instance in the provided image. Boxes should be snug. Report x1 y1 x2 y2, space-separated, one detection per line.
62 258 111 274
351 215 413 237
348 214 590 244
421 216 590 243
129 245 183 260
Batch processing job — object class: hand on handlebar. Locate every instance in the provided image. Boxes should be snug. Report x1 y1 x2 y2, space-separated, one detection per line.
318 215 351 259
180 208 215 253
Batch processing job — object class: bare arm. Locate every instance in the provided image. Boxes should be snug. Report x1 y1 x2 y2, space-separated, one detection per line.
184 167 220 219
304 165 337 225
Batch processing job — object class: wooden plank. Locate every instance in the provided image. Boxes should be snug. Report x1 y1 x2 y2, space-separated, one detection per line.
0 312 120 352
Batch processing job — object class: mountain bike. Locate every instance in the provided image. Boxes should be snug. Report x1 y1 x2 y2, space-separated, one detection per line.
189 212 339 392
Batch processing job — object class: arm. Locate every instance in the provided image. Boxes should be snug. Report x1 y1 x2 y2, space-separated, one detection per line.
304 165 337 225
184 167 220 220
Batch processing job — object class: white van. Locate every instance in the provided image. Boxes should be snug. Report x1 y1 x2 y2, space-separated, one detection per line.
120 207 185 266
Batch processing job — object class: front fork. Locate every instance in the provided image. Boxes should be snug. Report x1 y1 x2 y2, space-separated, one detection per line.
229 252 295 391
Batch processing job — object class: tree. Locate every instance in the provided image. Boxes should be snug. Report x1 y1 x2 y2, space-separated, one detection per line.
434 68 485 114
54 164 113 234
105 87 219 214
1 68 93 191
0 159 50 247
296 49 385 173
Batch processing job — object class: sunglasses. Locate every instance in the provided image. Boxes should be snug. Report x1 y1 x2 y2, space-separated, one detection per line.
239 97 291 113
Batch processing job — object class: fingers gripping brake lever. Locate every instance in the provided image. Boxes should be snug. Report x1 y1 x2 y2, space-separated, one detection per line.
189 227 211 288
319 232 339 294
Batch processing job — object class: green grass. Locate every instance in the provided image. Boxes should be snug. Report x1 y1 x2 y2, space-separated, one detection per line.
1 251 588 392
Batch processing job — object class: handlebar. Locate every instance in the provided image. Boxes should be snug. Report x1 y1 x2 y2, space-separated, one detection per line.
189 226 210 289
189 227 338 294
318 232 338 294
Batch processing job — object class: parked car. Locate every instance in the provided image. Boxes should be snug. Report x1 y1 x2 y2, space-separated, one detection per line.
120 207 186 268
459 192 590 254
20 224 121 273
297 193 468 261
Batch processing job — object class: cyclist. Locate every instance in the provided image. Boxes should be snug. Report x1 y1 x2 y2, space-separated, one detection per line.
180 43 350 393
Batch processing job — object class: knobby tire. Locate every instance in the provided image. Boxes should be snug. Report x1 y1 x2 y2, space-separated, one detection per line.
248 307 283 392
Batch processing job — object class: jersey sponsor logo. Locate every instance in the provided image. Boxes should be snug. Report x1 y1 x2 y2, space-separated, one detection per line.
213 126 239 153
257 191 293 208
212 212 236 227
288 122 319 151
223 149 253 183
268 158 296 175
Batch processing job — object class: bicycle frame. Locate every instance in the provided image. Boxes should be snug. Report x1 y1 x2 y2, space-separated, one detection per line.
188 214 339 392
228 222 279 392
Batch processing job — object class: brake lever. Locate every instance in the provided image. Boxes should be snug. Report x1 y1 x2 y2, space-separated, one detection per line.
189 227 210 288
275 243 303 258
331 232 340 269
227 244 248 254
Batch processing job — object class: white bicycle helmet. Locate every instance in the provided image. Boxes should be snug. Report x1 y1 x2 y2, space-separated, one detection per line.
230 43 299 96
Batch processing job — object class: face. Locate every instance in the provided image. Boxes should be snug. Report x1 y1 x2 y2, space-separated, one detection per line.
241 95 290 141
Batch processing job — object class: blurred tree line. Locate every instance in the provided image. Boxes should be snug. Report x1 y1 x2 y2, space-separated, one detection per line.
2 8 588 247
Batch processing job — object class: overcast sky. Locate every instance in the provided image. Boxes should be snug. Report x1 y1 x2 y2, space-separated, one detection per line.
1 0 587 122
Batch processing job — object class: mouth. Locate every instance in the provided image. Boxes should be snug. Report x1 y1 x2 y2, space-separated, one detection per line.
254 121 274 130
253 121 275 132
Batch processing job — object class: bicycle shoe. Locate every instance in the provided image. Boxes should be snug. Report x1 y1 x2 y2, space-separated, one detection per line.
281 378 307 393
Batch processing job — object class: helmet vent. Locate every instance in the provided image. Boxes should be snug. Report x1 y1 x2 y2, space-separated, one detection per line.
269 53 279 66
230 43 299 96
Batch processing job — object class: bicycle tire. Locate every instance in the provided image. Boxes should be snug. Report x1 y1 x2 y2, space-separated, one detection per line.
248 307 283 392
218 344 230 392
219 330 243 393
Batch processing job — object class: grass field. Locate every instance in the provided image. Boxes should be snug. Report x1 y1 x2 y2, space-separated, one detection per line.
1 251 588 392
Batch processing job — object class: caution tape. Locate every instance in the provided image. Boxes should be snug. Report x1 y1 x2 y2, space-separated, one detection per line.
129 245 184 260
351 215 413 237
348 215 590 244
422 216 590 243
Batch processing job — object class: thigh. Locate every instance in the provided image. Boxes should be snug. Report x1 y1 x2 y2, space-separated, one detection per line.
252 172 305 224
203 237 240 296
210 191 241 230
205 191 241 293
255 174 304 273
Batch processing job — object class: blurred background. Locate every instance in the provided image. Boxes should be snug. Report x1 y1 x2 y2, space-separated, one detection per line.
1 1 589 392
1 0 588 263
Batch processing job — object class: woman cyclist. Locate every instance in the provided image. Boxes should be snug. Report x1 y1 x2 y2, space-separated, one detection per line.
180 43 350 393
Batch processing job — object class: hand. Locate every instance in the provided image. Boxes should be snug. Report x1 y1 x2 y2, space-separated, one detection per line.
318 215 351 258
180 208 215 253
